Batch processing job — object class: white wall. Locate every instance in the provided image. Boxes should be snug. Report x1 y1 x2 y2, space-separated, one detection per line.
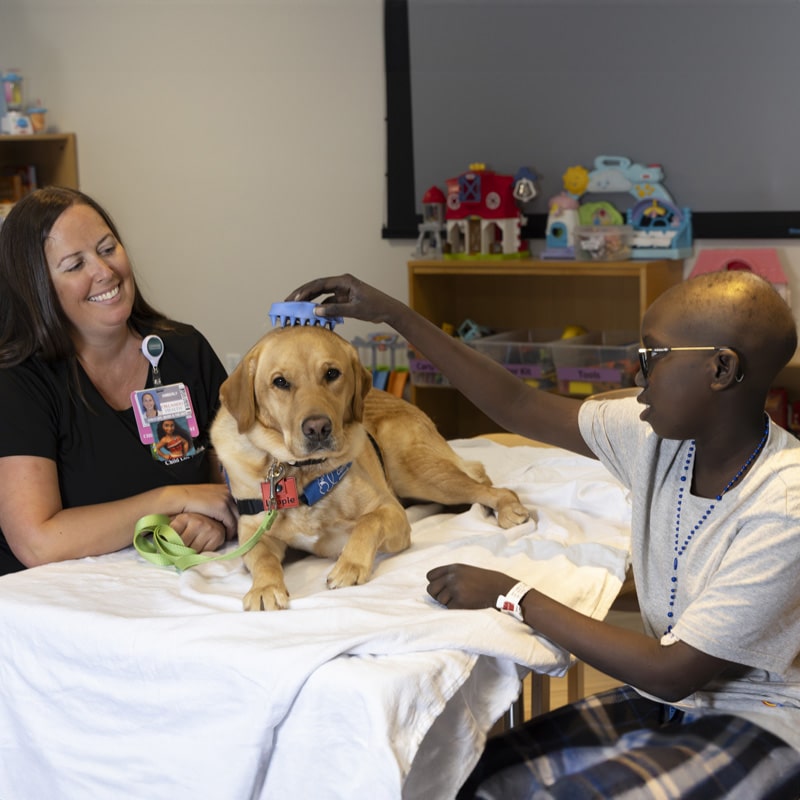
2 0 799 369
0 0 412 368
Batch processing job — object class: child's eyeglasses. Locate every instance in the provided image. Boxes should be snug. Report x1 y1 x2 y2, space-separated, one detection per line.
637 346 731 379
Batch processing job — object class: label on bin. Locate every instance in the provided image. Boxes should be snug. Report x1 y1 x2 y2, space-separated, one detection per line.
557 366 625 381
505 363 546 379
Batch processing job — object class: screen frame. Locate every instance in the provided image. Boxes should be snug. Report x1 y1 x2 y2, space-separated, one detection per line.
382 0 800 242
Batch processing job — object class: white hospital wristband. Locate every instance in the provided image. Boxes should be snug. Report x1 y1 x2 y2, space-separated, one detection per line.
495 581 532 623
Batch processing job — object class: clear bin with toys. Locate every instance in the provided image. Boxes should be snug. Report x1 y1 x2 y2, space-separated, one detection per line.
471 328 567 390
408 346 451 387
351 332 410 397
574 225 633 261
408 318 493 387
552 330 640 396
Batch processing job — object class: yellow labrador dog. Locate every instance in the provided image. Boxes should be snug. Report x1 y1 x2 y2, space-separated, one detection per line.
210 325 529 611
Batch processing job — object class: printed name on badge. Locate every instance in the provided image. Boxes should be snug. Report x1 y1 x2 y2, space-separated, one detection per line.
131 383 200 445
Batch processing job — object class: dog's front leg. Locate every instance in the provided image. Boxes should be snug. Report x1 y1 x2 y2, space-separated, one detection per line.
327 506 411 589
240 517 290 611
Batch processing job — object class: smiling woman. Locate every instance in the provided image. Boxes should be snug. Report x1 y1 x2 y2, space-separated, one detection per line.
0 187 237 575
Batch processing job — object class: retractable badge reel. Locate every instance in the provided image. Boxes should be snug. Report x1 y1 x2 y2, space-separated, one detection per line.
132 335 200 449
142 335 164 386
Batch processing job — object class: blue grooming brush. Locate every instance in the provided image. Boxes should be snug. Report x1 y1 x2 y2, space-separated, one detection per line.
268 302 343 331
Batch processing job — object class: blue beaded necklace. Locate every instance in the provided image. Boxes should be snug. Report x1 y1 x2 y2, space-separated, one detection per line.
665 413 770 636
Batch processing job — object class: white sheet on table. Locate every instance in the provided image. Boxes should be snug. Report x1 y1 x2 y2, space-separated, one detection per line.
0 441 631 800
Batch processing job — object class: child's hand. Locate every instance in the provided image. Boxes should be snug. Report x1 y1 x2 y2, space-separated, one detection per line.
426 563 518 610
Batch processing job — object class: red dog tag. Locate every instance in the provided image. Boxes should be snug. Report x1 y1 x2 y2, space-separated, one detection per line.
261 476 300 510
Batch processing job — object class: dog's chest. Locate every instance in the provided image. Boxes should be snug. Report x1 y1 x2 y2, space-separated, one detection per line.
270 502 355 557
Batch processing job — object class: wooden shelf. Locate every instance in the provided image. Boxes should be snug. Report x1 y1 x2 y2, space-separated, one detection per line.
407 258 684 439
0 133 79 189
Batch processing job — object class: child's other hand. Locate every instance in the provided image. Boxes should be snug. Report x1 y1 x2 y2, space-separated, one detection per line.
426 563 517 610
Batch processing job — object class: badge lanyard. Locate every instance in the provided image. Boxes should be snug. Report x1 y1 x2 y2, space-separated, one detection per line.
132 335 200 456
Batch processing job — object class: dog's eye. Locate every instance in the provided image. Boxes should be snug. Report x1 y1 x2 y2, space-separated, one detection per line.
272 376 290 390
324 368 341 383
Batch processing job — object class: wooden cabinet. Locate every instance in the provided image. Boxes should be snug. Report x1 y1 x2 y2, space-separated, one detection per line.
407 258 683 439
0 133 79 190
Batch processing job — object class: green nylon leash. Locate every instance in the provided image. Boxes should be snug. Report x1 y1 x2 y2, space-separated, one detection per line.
133 511 276 571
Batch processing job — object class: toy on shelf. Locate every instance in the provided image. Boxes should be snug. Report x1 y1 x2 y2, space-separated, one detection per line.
25 103 47 134
574 225 633 261
456 318 493 341
416 163 537 260
585 155 674 204
414 186 446 258
541 155 692 261
689 248 790 306
578 201 624 226
408 318 495 386
1 70 33 136
351 332 409 396
541 192 580 260
627 199 692 259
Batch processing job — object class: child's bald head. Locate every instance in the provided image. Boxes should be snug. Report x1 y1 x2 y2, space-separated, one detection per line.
647 270 797 387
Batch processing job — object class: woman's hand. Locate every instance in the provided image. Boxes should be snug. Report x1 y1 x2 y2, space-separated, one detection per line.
169 512 229 553
426 563 518 609
288 273 403 325
170 484 238 542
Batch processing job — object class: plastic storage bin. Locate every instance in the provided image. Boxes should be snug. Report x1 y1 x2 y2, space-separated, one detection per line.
552 330 639 396
408 346 451 386
575 225 633 261
472 328 566 390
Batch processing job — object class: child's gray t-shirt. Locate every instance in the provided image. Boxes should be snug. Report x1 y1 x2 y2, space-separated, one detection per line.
579 396 800 750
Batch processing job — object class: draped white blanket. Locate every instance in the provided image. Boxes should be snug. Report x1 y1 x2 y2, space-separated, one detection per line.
0 440 631 800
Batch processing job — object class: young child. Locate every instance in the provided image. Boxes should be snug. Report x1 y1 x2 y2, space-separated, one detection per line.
289 270 800 799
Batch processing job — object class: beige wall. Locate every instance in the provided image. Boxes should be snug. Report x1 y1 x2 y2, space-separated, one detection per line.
2 0 799 369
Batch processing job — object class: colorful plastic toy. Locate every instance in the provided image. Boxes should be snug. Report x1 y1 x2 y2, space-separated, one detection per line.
586 155 674 204
414 185 447 258
544 155 692 260
689 248 790 305
627 199 693 260
541 192 580 260
578 201 624 227
442 163 534 259
268 302 343 330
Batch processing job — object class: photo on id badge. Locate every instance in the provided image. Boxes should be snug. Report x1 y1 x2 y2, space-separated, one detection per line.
131 384 200 448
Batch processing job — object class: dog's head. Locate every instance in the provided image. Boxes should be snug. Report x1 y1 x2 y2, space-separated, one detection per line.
219 325 372 461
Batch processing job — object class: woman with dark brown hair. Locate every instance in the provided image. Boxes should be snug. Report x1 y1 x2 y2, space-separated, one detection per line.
0 187 236 574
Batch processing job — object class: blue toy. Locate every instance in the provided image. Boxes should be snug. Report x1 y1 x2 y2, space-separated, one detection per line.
268 302 343 331
586 155 674 204
627 199 692 260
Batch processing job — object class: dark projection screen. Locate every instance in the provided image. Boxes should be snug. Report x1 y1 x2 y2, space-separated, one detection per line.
383 0 800 240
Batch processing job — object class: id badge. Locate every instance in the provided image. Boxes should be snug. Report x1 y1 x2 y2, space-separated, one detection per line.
131 383 200 445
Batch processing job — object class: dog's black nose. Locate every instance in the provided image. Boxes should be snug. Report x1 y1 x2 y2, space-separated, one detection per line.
302 415 332 442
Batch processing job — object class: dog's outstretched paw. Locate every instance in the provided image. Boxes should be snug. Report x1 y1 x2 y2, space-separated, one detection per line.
326 558 371 589
243 584 290 611
496 498 531 529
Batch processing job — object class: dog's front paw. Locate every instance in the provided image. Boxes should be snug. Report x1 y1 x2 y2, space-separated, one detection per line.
243 584 290 611
496 497 531 529
326 558 371 589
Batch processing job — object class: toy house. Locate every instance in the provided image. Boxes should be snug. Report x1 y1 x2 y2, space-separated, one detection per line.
542 155 693 261
690 248 790 306
414 185 447 258
443 163 528 259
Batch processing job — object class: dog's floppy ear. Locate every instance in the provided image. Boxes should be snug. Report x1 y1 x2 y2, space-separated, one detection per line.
350 360 372 422
219 352 259 433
